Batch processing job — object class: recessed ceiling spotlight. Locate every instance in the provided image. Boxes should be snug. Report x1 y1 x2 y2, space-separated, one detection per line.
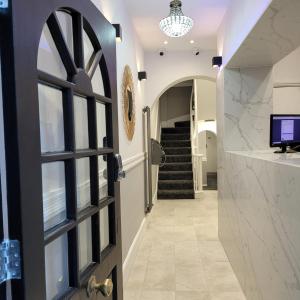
164 41 168 45
190 40 195 44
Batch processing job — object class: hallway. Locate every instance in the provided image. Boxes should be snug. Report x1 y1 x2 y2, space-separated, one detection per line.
124 191 246 300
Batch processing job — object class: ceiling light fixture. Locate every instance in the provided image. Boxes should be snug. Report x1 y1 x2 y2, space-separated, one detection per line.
159 0 193 38
164 41 168 45
190 40 194 44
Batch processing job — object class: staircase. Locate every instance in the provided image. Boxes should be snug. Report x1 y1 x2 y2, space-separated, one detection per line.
158 121 194 199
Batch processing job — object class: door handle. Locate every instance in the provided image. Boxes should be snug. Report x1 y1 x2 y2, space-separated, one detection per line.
114 154 126 181
87 276 113 297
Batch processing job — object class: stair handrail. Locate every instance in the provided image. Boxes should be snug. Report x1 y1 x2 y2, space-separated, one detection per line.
190 80 203 198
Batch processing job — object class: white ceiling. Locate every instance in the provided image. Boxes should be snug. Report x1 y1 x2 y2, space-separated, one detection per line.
124 0 232 52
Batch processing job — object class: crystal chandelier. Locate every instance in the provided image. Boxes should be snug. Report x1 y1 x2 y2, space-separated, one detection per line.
159 0 193 38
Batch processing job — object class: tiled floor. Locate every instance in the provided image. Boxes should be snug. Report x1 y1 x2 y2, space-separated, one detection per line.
124 191 246 300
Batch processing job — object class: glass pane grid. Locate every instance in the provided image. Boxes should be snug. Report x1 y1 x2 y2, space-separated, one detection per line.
98 155 109 200
78 218 92 273
37 10 117 298
39 84 65 154
42 162 67 232
45 233 69 299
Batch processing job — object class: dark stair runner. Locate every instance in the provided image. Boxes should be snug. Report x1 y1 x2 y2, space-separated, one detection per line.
158 121 194 199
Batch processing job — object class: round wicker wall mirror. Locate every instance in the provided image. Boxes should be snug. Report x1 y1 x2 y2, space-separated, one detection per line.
122 65 135 140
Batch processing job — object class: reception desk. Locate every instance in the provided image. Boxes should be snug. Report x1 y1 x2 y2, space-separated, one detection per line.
219 150 300 300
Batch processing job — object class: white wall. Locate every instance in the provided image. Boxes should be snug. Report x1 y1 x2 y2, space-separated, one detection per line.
91 0 146 160
273 46 300 114
90 0 147 268
218 0 272 65
145 50 217 108
160 87 191 127
196 79 216 121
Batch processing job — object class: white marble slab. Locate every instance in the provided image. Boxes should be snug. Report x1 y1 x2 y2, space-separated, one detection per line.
219 150 300 300
227 150 300 167
228 0 300 68
224 67 273 151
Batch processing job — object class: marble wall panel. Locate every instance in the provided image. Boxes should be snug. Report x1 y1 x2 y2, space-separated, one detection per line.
219 151 300 300
224 67 273 151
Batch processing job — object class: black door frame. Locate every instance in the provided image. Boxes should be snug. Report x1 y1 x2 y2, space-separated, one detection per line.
0 1 122 299
0 174 6 299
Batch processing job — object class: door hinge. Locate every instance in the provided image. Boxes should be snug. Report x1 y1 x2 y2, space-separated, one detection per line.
0 240 21 284
0 0 8 8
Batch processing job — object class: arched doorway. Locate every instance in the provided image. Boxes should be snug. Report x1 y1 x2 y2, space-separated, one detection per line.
148 76 217 201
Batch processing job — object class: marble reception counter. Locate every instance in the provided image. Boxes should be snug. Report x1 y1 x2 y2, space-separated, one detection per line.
217 0 300 298
227 149 300 167
219 150 300 300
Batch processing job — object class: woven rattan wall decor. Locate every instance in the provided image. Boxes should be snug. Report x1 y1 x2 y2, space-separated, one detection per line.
122 65 135 140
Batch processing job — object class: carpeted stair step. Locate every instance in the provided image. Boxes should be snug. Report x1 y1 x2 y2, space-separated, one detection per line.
162 127 190 134
164 147 191 155
160 163 192 171
158 123 194 200
158 180 193 190
175 121 190 128
161 140 191 147
158 189 194 199
159 171 193 180
161 133 190 140
165 155 191 163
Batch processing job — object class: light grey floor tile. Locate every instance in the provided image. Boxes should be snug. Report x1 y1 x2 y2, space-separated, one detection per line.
175 291 211 300
144 261 176 291
139 290 175 300
175 262 207 291
124 192 245 300
210 291 247 300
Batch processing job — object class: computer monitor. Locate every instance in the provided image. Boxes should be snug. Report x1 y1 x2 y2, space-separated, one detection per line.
270 114 300 153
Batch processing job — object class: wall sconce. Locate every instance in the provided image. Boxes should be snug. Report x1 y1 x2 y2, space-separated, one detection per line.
113 24 122 42
212 56 222 68
138 71 147 81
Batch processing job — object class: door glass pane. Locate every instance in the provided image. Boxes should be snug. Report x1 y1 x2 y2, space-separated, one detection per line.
38 24 67 79
45 234 69 300
38 84 65 153
96 102 107 148
83 30 94 69
42 162 66 231
74 95 89 149
76 158 91 211
78 218 92 272
56 11 74 59
100 206 110 251
92 66 105 95
98 156 108 200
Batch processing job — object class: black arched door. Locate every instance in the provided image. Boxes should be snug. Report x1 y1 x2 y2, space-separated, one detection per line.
0 1 122 299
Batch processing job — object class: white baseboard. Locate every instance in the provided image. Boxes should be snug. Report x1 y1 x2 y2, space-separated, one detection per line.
122 218 147 283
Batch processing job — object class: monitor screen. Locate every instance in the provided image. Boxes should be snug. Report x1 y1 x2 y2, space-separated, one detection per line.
270 115 300 147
